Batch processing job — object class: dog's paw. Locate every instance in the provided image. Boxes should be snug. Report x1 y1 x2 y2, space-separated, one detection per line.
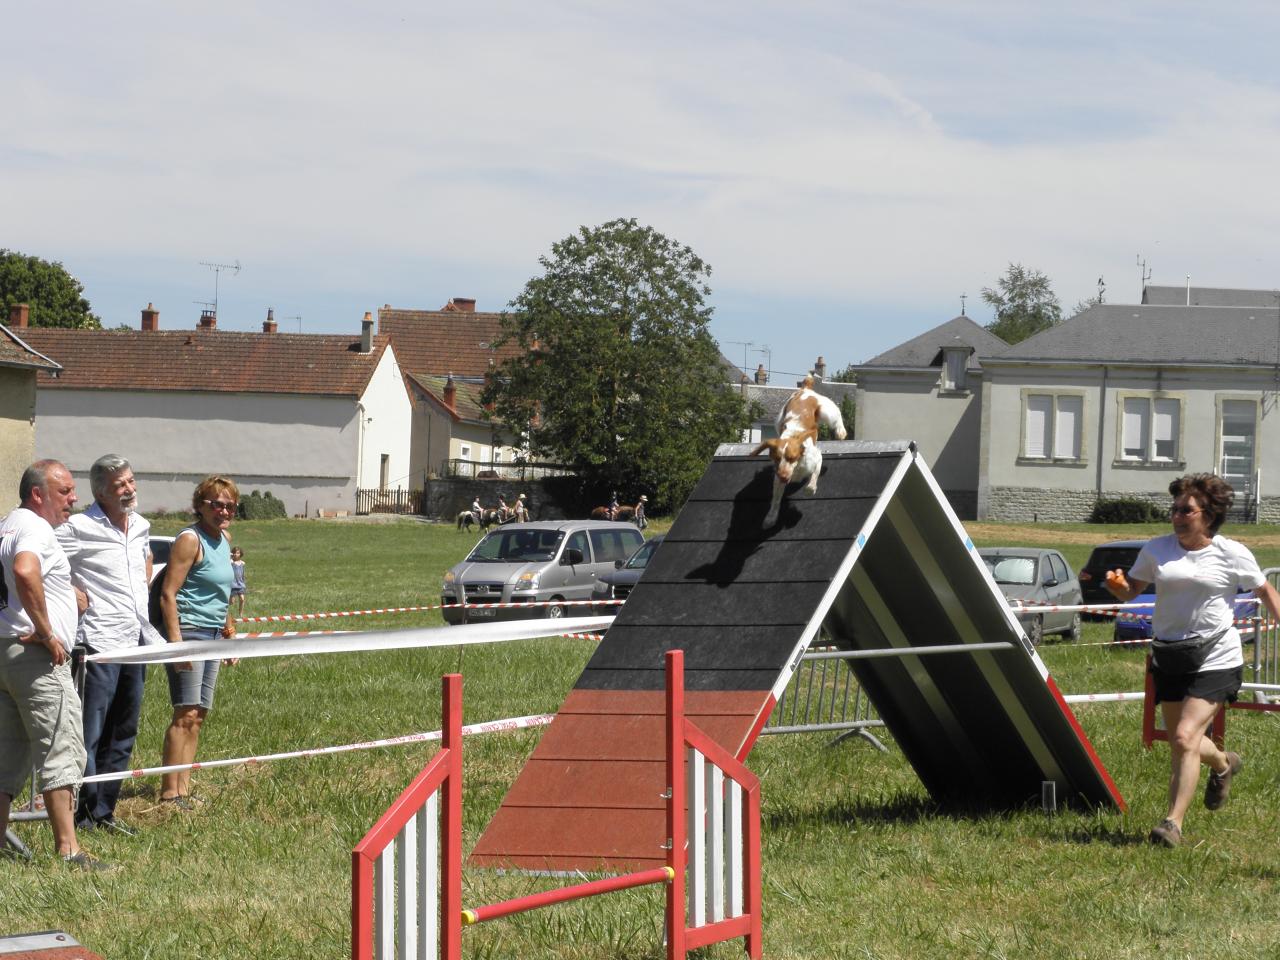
835 427 847 440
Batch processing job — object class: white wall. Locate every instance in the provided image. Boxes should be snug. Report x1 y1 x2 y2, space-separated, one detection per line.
856 371 982 492
356 347 413 490
35 388 360 516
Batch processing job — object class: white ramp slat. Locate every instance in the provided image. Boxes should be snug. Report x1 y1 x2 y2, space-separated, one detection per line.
709 763 725 923
396 818 417 960
419 793 437 960
376 845 394 960
728 778 744 917
687 747 706 928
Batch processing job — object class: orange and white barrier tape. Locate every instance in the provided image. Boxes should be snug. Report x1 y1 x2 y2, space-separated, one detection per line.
235 598 623 624
79 712 555 785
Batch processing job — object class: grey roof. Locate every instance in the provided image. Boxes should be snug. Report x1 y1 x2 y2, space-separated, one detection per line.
987 304 1280 365
736 379 856 422
855 316 1009 369
1142 285 1280 308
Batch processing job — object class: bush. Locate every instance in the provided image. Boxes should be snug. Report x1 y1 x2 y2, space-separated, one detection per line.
238 490 288 520
1088 497 1166 523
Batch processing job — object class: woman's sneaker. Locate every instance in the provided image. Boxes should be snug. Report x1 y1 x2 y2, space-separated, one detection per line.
1205 752 1243 810
1149 819 1182 848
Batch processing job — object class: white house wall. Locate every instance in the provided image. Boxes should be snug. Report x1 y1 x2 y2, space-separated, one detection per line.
981 365 1280 521
856 372 982 516
356 348 414 491
0 370 37 513
35 388 360 516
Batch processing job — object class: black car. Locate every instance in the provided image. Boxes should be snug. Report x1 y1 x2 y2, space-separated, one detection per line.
1077 539 1145 615
591 534 665 614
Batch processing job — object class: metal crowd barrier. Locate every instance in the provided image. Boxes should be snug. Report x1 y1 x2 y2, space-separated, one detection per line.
1255 568 1280 704
761 643 888 751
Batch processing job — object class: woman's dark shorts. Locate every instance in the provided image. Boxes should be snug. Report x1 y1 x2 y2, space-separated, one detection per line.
1150 663 1243 705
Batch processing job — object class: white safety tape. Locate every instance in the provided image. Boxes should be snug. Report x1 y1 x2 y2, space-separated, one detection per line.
235 598 623 625
1061 691 1145 704
88 616 615 665
79 713 555 784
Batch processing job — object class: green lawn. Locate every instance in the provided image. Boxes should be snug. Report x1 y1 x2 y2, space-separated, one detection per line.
3 516 1278 959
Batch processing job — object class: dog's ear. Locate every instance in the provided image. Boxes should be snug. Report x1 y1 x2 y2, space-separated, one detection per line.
750 439 778 457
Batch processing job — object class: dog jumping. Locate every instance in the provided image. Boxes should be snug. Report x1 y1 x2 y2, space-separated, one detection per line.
751 376 847 519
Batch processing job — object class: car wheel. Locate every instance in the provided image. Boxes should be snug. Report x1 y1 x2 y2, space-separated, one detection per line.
1066 613 1082 643
546 598 566 619
1027 615 1043 647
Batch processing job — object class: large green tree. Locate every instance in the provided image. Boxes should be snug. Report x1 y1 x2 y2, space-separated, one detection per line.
0 249 101 328
485 218 750 511
981 263 1061 345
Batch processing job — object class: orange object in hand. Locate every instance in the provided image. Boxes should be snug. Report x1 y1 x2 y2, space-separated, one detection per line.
1105 569 1128 590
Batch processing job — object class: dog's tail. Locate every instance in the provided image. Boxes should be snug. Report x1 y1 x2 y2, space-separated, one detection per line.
799 375 815 391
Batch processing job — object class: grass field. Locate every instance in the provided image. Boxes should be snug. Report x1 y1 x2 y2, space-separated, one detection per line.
3 515 1279 959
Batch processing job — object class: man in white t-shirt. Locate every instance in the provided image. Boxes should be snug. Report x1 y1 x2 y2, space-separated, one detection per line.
0 460 106 869
58 454 153 836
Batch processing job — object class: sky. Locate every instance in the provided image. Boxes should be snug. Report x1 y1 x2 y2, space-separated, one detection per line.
7 1 1280 382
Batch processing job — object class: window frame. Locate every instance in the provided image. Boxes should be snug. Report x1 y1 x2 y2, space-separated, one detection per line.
1113 391 1186 469
1016 389 1088 465
939 347 970 394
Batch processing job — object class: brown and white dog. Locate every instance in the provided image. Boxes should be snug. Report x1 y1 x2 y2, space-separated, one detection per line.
751 376 847 518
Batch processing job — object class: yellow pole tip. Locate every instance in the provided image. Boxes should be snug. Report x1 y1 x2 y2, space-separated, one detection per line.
461 910 477 926
663 866 676 881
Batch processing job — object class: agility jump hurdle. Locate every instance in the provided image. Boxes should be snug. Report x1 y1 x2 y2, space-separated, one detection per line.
351 650 762 960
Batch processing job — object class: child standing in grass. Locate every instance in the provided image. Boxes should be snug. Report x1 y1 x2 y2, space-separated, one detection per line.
230 547 246 615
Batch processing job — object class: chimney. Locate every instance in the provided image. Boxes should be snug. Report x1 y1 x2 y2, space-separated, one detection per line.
754 363 768 385
813 356 826 381
443 374 457 411
198 308 217 330
442 297 476 313
262 307 278 334
360 311 374 352
9 303 30 328
141 302 160 331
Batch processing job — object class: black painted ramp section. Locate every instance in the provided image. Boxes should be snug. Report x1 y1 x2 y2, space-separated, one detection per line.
472 441 1124 872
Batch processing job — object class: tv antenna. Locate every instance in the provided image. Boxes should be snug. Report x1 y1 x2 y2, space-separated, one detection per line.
199 259 241 319
284 314 302 333
1136 254 1152 300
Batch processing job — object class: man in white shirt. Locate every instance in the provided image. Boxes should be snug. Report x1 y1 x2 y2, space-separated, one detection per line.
58 454 153 835
0 460 106 869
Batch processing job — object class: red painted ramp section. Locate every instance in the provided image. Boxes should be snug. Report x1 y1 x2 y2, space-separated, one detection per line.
469 688 768 871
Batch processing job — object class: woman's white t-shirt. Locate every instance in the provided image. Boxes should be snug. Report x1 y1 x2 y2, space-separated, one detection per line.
1129 533 1264 671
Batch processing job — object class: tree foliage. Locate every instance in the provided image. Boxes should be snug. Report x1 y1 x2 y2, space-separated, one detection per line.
981 263 1061 345
0 249 101 329
484 219 750 511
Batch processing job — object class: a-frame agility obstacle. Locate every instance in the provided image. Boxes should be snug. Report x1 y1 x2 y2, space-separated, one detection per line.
470 440 1125 873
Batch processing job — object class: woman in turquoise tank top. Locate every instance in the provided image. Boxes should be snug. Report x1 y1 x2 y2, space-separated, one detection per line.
157 475 239 807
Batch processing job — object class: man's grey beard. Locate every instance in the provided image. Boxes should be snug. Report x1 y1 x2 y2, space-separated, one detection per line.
121 495 137 514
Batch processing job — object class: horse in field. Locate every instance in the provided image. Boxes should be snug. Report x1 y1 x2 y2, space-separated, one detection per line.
456 508 508 531
590 504 636 523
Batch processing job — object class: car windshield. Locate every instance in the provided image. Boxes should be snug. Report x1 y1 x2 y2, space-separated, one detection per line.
624 539 661 570
984 556 1037 585
467 529 565 563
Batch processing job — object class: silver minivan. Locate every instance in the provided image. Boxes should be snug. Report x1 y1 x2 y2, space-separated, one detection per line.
440 520 645 624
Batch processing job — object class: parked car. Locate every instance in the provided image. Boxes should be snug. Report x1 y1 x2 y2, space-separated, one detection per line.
1077 539 1146 617
147 535 175 627
441 520 645 624
1112 585 1260 644
591 534 665 614
978 547 1083 645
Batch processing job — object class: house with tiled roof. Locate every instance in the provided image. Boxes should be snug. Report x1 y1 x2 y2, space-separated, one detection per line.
1 305 63 509
15 305 412 516
854 285 1280 522
378 299 525 479
847 316 1009 518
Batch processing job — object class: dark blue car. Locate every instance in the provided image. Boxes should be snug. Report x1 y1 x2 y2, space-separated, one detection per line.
1112 586 1261 643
